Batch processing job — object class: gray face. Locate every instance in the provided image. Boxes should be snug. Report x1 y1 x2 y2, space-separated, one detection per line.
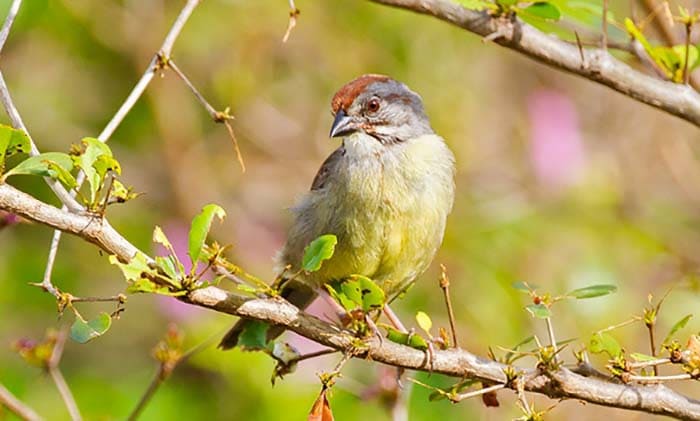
330 79 434 144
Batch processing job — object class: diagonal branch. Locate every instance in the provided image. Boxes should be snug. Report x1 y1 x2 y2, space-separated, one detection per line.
1 182 700 420
367 0 700 128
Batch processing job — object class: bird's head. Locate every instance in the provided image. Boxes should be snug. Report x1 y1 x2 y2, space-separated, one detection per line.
329 74 433 144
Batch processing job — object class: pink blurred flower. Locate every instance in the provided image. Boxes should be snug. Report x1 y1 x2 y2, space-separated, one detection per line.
527 90 586 191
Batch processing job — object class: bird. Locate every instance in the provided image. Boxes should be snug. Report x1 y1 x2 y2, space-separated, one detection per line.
219 74 455 349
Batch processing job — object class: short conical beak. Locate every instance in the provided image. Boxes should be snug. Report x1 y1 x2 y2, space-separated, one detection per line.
329 109 356 138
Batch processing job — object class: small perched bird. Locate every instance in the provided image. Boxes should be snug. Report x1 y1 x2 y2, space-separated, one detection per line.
220 74 455 349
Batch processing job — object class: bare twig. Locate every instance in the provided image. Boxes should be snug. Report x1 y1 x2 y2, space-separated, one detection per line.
166 58 245 172
368 0 700 127
0 382 43 421
601 0 608 51
683 23 692 85
628 373 693 383
438 265 458 348
47 329 81 421
451 383 505 403
544 317 558 362
4 178 700 419
647 322 659 376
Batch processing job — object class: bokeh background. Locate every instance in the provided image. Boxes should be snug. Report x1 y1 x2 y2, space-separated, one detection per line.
1 0 700 419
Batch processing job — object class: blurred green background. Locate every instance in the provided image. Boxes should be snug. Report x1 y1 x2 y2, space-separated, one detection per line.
2 0 700 419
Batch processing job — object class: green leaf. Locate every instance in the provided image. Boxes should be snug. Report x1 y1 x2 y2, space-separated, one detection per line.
75 137 113 205
589 332 622 358
524 2 561 20
664 314 693 345
352 274 385 311
0 125 30 174
237 320 271 351
525 303 551 319
155 256 179 280
188 204 226 267
301 234 337 272
3 152 73 180
567 284 617 299
46 161 78 190
416 311 432 333
110 179 139 203
92 154 121 178
70 312 112 344
153 226 174 252
325 283 358 311
109 253 151 282
630 352 656 362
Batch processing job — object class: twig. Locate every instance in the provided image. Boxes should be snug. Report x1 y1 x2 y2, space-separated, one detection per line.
0 382 43 421
573 31 586 69
451 383 505 403
127 365 165 421
48 329 81 421
166 58 245 172
683 23 692 85
628 357 671 370
127 330 218 420
628 373 693 383
601 0 608 51
544 317 558 362
646 322 658 376
69 294 126 303
0 0 21 53
282 0 300 43
291 349 338 364
438 265 458 348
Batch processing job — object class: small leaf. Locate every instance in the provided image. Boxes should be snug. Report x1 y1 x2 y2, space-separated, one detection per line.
75 138 113 205
352 274 385 311
3 152 73 180
188 204 226 266
524 2 561 20
567 284 617 299
664 314 693 345
325 283 358 311
109 253 151 282
302 234 337 272
155 256 179 280
416 311 432 333
237 320 270 351
525 303 551 319
46 161 78 190
110 180 139 203
153 226 174 251
589 332 622 358
92 154 121 178
0 125 30 173
70 313 111 343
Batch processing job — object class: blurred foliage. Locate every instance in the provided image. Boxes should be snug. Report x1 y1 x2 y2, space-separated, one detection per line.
2 0 700 420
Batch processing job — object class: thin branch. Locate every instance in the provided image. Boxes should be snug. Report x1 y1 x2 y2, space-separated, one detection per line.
0 0 21 53
3 183 700 419
451 383 505 403
601 0 608 51
368 0 700 127
438 265 458 348
47 329 81 421
545 317 558 362
628 373 693 383
166 58 245 172
0 382 43 421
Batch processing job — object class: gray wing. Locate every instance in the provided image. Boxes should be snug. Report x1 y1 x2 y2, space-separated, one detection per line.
310 146 344 191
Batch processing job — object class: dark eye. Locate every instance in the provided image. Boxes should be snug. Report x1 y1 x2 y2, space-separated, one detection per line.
367 98 380 113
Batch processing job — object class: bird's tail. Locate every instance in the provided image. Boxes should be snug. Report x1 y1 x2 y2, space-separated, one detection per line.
218 280 317 350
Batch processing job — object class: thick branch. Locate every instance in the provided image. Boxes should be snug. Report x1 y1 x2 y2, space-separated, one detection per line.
1 182 700 419
367 0 700 127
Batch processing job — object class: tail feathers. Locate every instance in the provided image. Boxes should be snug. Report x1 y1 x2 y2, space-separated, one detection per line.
218 281 317 350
